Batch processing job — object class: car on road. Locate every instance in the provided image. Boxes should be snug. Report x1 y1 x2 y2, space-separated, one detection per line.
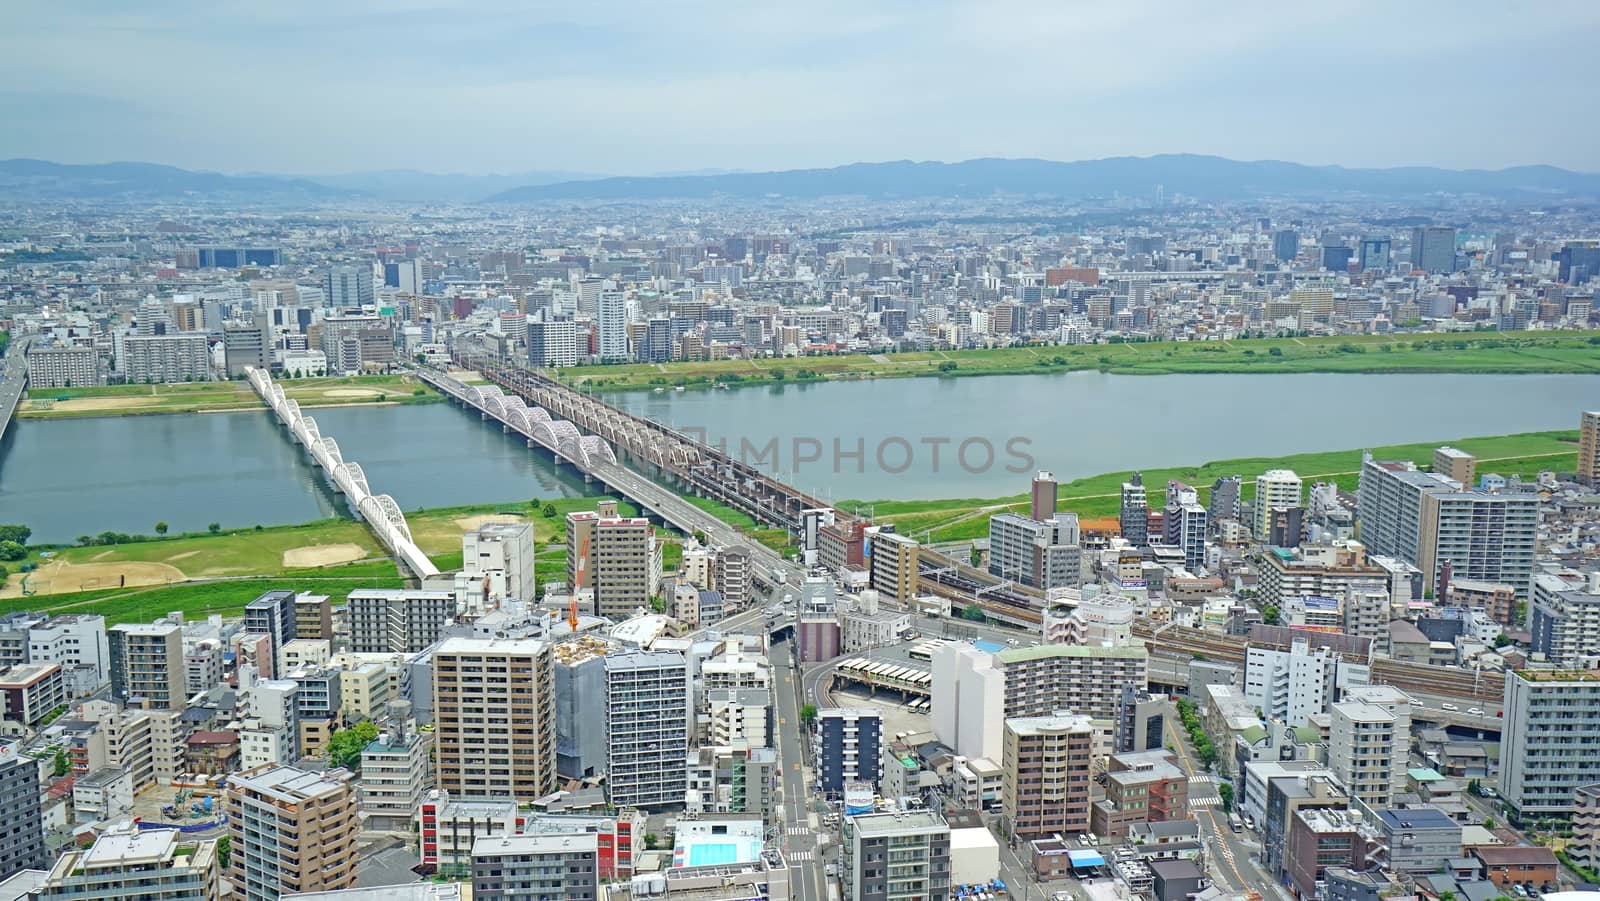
1468 707 1484 716
1441 703 1459 711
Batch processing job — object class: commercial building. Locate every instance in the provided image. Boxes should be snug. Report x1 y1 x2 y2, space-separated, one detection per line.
1410 226 1457 274
1244 637 1357 727
37 828 220 901
1451 579 1518 628
471 833 599 901
1283 808 1380 900
1255 469 1303 540
223 319 272 377
842 810 951 901
360 720 434 831
417 791 519 875
432 637 557 801
1500 669 1600 817
605 650 690 809
1002 713 1095 838
459 522 537 606
1091 750 1189 841
319 313 393 373
1375 807 1461 873
122 334 211 383
324 265 375 308
227 765 359 901
817 708 882 794
108 622 186 709
521 811 643 881
26 344 100 389
0 743 45 880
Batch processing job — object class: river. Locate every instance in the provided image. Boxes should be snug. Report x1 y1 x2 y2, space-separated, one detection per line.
1 371 1596 542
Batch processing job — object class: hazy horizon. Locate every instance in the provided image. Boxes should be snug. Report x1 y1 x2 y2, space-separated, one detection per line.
5 1 1600 176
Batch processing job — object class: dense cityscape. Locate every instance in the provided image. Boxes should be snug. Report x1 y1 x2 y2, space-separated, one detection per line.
5 6 1600 901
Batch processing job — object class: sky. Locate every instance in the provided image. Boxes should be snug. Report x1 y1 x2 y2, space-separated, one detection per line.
4 0 1600 177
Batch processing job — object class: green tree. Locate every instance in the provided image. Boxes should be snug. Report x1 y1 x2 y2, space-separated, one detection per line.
52 749 69 778
542 503 557 518
693 530 708 545
0 542 25 562
76 535 92 547
154 521 169 536
1217 782 1235 812
530 497 542 511
327 721 380 770
207 522 222 535
0 525 31 545
1260 604 1281 626
216 836 231 869
644 833 660 850
961 605 987 622
800 704 818 725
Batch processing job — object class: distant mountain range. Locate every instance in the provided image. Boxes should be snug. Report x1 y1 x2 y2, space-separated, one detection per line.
485 154 1600 203
6 154 1598 204
0 159 349 199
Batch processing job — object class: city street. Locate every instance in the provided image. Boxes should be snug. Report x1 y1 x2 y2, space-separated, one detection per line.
1162 703 1281 899
772 636 827 901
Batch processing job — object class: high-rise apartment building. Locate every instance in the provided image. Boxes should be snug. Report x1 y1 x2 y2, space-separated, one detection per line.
528 314 579 368
1244 637 1354 726
868 529 920 603
605 650 690 809
1500 670 1600 818
842 811 951 901
1410 226 1457 274
567 511 660 620
346 589 456 653
108 622 186 709
1579 411 1600 487
472 833 599 901
817 708 882 794
460 521 537 605
1328 701 1398 809
1209 475 1243 525
227 765 359 901
0 742 45 880
1531 571 1600 667
432 638 557 801
122 334 210 384
987 512 1081 590
38 828 220 901
1031 471 1058 521
243 589 296 671
26 344 100 389
1002 713 1094 838
1162 481 1208 572
1255 469 1303 540
1120 473 1149 546
597 290 629 360
1432 446 1476 488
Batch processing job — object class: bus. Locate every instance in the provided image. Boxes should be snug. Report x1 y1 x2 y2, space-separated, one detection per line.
1228 812 1243 833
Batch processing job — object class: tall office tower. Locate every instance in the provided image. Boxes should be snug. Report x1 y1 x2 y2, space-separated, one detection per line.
1273 228 1300 262
1209 475 1242 524
1558 241 1600 284
1254 469 1303 540
1359 236 1393 272
597 290 629 360
228 766 358 900
605 651 690 809
842 811 951 901
243 589 296 671
1580 411 1600 486
347 589 457 653
324 265 375 308
1328 701 1398 809
1162 482 1208 572
382 258 422 294
460 521 536 605
1432 446 1476 487
1120 473 1149 546
432 638 557 801
38 829 221 901
1002 713 1095 838
817 708 882 794
108 622 186 708
0 742 45 879
1031 470 1058 522
1500 670 1600 818
1410 226 1457 274
472 833 599 901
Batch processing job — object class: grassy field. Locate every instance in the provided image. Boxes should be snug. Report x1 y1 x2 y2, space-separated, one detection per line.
847 429 1582 543
551 330 1600 393
405 498 641 569
18 374 442 419
0 575 407 626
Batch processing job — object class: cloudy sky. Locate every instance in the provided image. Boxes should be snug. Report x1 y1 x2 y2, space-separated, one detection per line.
4 0 1598 176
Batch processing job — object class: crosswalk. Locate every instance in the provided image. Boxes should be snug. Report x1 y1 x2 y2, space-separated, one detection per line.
787 850 815 861
1188 774 1213 784
787 826 810 836
1190 796 1222 806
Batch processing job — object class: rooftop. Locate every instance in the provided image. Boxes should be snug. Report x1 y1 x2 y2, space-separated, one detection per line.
473 831 599 857
994 643 1147 664
1514 669 1600 683
850 810 948 836
283 885 461 901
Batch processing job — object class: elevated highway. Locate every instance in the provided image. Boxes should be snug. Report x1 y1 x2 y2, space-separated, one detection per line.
0 336 32 444
247 368 439 578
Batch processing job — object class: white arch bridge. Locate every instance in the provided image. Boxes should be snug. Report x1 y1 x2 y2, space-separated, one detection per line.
246 368 439 577
412 369 618 472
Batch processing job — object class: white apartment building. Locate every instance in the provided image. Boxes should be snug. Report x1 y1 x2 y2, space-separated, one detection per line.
1244 637 1365 727
1255 469 1303 538
122 334 210 383
27 344 100 388
1500 669 1600 818
1329 701 1397 809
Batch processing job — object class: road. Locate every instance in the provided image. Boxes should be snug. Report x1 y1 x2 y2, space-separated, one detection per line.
1161 704 1276 898
772 636 827 901
0 335 31 444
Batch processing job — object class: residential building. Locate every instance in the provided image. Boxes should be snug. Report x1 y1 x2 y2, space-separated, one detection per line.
1571 782 1600 870
1432 446 1476 488
0 664 64 727
37 829 220 901
1256 542 1389 608
1451 579 1518 628
567 511 659 620
347 589 456 654
605 650 690 809
1500 669 1600 817
552 636 611 781
471 833 599 901
528 315 578 369
1255 469 1303 540
223 319 272 377
988 512 1081 590
459 522 536 607
1121 473 1149 547
520 811 643 881
108 622 186 708
1244 637 1353 726
360 720 434 831
432 637 557 801
1530 570 1600 667
686 742 777 821
227 765 359 901
868 530 920 603
122 334 211 384
597 290 628 360
818 708 882 794
417 791 519 875
1328 702 1398 809
842 811 951 901
26 344 99 389
1210 475 1243 525
1283 808 1380 901
1002 713 1095 838
1091 749 1189 841
0 743 45 880
1162 482 1208 572
1581 411 1600 487
243 589 297 672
